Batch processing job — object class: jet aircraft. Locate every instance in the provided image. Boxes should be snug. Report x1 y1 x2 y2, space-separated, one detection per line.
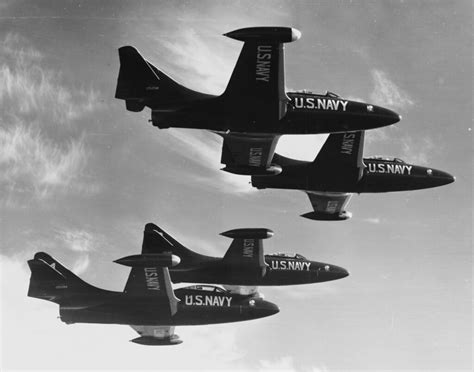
115 223 349 294
27 252 279 345
115 26 401 176
252 131 455 220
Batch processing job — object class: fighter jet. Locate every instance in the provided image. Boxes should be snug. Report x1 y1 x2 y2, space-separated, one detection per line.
252 131 455 220
114 223 348 294
115 26 401 176
27 252 279 346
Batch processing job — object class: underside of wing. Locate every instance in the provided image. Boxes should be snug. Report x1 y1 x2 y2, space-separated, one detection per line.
219 133 282 175
130 325 182 345
301 192 353 221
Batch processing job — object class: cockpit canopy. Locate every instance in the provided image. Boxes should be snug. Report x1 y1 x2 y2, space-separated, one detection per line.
366 156 406 163
183 285 227 293
268 253 307 260
293 90 341 98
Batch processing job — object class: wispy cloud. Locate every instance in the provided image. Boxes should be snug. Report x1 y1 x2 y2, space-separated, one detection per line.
362 217 382 224
55 229 95 252
258 356 329 372
0 125 88 202
0 33 102 124
0 33 103 205
370 69 414 110
400 135 436 165
165 129 254 194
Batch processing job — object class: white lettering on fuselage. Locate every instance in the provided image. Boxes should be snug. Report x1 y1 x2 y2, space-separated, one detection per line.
243 239 255 258
144 267 160 291
293 97 348 111
367 163 412 175
256 45 272 82
249 147 263 166
270 260 311 271
185 295 232 307
341 132 356 155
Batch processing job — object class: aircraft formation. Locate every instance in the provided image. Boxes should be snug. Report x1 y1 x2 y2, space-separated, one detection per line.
28 27 454 345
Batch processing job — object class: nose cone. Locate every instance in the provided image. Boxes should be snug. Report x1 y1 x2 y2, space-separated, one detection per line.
252 300 280 319
314 263 350 282
370 106 401 127
427 168 456 187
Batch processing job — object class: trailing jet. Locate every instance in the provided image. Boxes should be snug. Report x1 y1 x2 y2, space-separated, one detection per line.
27 252 279 346
115 26 400 176
114 223 348 294
252 131 455 220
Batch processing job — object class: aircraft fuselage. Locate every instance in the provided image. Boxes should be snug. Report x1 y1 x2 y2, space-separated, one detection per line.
58 287 278 326
169 255 348 285
150 92 400 134
252 158 455 193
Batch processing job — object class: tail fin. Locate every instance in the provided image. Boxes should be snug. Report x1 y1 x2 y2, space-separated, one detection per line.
115 46 211 111
143 223 210 265
27 252 99 303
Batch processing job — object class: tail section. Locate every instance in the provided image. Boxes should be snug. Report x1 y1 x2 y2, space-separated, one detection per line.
115 46 211 112
27 252 101 303
143 223 212 266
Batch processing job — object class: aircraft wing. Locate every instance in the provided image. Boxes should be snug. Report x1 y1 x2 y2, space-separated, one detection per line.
223 27 301 125
311 131 365 180
301 192 353 221
221 229 272 276
219 132 281 175
130 325 182 345
122 256 179 316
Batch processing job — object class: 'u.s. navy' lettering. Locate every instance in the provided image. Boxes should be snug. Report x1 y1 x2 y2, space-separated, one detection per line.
256 45 272 82
144 267 160 290
293 97 348 111
270 260 310 271
367 163 412 175
243 239 255 258
341 133 356 155
249 147 263 166
185 295 232 307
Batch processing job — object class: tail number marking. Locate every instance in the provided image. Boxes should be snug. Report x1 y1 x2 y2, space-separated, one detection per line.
243 239 255 258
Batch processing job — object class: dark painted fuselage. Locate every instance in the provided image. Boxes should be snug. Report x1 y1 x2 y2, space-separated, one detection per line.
168 254 348 285
252 157 455 193
150 92 400 134
58 287 278 326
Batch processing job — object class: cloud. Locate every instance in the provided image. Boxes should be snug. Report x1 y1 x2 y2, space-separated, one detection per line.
0 33 103 205
370 70 414 110
54 229 95 253
258 356 329 372
362 217 382 224
0 33 102 124
400 135 435 165
165 129 254 194
0 125 88 202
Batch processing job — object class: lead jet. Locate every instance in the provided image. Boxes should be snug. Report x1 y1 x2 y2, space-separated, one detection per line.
27 252 278 346
115 26 400 176
252 131 455 220
115 223 348 294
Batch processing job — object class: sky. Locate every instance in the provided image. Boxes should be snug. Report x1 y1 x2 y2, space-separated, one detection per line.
0 1 471 371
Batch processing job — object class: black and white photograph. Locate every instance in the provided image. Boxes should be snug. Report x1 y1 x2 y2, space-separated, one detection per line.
0 1 471 371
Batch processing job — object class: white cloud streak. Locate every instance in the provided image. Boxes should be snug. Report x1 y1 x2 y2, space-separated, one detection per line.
370 69 414 110
0 33 102 204
0 125 87 201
